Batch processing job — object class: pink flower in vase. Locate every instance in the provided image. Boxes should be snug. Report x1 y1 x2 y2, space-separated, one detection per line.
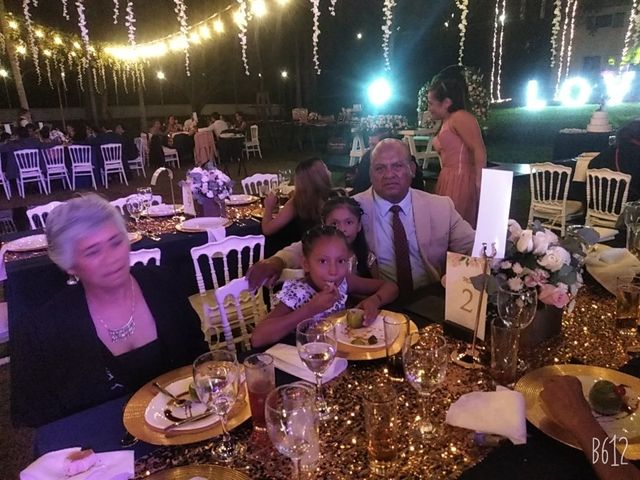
524 268 550 288
538 283 570 308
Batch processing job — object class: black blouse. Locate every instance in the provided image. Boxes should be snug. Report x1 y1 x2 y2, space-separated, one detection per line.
11 266 208 427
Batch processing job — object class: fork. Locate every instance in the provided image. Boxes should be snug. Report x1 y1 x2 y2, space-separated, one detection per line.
153 381 192 411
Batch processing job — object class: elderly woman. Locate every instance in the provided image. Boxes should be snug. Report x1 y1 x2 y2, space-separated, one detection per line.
11 195 208 427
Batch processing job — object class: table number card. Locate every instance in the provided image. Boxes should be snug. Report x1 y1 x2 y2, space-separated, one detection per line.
444 252 488 341
472 168 514 259
182 182 196 217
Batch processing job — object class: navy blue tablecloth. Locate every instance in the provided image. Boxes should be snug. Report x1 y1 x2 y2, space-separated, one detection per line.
552 131 609 160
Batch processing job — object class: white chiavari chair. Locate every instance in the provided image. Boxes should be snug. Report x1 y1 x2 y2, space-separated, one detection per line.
68 145 97 190
42 146 71 192
241 173 278 195
129 248 162 266
14 149 47 197
586 168 632 228
26 201 64 230
100 143 128 189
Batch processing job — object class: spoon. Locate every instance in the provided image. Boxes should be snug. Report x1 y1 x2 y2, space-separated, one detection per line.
153 382 191 409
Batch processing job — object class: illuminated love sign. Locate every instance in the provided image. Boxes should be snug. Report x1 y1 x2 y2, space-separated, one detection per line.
526 71 636 109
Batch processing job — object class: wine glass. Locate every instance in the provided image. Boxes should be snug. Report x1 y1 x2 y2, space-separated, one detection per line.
192 350 242 462
402 332 448 439
496 285 538 373
125 197 143 226
137 187 153 217
265 384 318 480
296 318 337 420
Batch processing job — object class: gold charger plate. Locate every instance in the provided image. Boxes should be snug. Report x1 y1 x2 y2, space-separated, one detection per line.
515 364 640 459
128 232 142 243
325 309 417 361
123 365 251 446
175 220 232 233
146 464 250 480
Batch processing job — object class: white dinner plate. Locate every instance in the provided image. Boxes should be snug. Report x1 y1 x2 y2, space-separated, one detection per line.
180 217 228 232
144 377 220 433
225 194 259 206
334 310 391 350
148 204 183 217
4 234 48 252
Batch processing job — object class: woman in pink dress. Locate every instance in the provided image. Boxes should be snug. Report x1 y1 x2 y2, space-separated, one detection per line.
429 75 486 228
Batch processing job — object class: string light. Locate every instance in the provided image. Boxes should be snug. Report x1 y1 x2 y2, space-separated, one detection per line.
310 0 321 74
125 0 136 46
554 0 572 98
172 0 190 75
23 0 41 83
620 0 639 68
489 0 509 103
455 0 469 65
564 0 578 80
113 0 119 24
554 0 578 98
329 0 338 16
8 20 18 30
251 0 267 17
213 18 224 33
60 0 69 20
382 0 396 71
75 0 90 70
236 0 250 75
550 0 561 68
199 25 211 39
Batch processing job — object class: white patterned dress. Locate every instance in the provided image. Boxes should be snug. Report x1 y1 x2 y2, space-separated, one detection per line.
276 278 348 323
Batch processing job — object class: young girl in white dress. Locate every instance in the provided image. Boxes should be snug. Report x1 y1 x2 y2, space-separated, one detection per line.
251 225 398 348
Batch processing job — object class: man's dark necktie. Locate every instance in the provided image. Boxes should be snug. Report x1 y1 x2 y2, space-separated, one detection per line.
390 205 413 293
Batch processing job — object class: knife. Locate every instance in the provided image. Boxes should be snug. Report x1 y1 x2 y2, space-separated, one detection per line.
163 408 216 434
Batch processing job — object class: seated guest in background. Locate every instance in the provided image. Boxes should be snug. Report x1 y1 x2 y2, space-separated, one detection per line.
165 115 180 135
38 126 60 145
115 123 139 162
26 123 38 138
233 111 248 134
0 126 42 156
17 107 32 127
0 132 10 144
210 112 229 138
590 118 640 201
262 157 335 236
11 195 208 427
249 139 475 295
86 124 98 140
251 225 398 348
149 119 167 168
429 70 487 228
96 121 124 146
49 124 67 144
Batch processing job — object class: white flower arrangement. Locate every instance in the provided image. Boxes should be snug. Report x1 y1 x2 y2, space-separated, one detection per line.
360 114 408 133
477 220 598 311
182 167 233 205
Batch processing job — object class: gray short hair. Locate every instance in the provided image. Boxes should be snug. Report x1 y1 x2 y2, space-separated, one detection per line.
46 194 127 271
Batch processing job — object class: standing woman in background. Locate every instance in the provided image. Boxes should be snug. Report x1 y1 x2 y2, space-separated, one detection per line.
429 71 486 228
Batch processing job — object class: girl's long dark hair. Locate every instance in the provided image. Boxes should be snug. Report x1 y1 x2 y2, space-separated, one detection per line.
321 196 372 278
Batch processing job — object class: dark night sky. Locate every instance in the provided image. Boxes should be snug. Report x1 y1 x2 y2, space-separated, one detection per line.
2 0 552 115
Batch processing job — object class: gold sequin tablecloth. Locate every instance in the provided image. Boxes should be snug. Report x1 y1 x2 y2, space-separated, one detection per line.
134 281 629 480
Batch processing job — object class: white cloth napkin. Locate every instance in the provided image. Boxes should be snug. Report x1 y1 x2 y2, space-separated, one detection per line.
0 243 8 281
585 245 640 294
445 387 527 445
265 343 348 383
206 227 226 243
20 447 134 480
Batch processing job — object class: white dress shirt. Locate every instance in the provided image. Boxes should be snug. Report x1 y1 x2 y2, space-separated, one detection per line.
373 191 429 289
212 120 229 137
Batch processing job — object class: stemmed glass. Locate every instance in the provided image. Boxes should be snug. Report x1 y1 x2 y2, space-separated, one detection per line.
125 196 144 227
496 286 538 371
137 187 153 217
296 318 337 420
265 384 318 480
402 333 448 439
192 350 242 462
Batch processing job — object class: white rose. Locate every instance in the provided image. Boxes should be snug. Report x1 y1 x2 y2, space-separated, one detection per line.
206 191 214 198
507 277 523 291
500 261 512 270
516 230 534 253
201 182 208 192
507 219 523 241
537 246 571 272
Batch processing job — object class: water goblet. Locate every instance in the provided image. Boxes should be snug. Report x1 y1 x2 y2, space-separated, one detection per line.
192 350 242 462
265 384 318 480
496 285 538 372
402 332 448 439
125 197 143 226
296 318 337 420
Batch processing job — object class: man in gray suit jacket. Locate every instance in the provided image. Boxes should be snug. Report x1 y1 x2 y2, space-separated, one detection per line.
248 138 475 290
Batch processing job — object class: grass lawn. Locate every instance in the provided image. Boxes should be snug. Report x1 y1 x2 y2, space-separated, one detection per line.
484 103 640 164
